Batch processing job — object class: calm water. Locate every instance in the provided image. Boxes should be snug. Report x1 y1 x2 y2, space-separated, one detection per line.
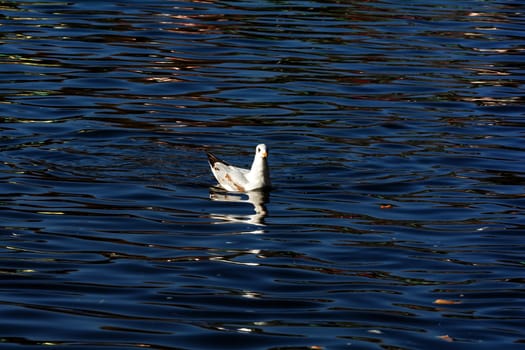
1 0 525 349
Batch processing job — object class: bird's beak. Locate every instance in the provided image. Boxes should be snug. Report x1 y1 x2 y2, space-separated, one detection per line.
261 151 268 158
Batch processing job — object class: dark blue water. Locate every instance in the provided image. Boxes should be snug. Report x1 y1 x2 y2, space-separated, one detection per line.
1 1 525 349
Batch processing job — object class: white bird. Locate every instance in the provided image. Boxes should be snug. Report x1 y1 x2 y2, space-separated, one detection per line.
207 144 271 192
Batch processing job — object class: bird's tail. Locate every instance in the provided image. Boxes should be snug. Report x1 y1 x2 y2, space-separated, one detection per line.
207 152 222 166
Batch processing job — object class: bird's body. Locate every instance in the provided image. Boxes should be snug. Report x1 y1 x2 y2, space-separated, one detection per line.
207 144 270 192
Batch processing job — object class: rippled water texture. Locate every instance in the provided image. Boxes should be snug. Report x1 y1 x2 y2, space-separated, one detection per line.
1 1 525 349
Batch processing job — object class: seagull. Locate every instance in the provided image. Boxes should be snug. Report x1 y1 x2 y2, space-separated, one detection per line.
207 144 271 192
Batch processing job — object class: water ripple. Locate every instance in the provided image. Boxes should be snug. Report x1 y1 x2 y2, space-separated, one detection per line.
1 0 525 349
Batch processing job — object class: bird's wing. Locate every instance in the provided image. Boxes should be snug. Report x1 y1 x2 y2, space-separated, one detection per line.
207 152 249 192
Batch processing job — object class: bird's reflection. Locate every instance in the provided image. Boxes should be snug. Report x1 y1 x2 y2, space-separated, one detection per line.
209 188 269 227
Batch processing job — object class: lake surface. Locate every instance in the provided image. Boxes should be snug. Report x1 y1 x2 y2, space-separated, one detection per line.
1 0 524 349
